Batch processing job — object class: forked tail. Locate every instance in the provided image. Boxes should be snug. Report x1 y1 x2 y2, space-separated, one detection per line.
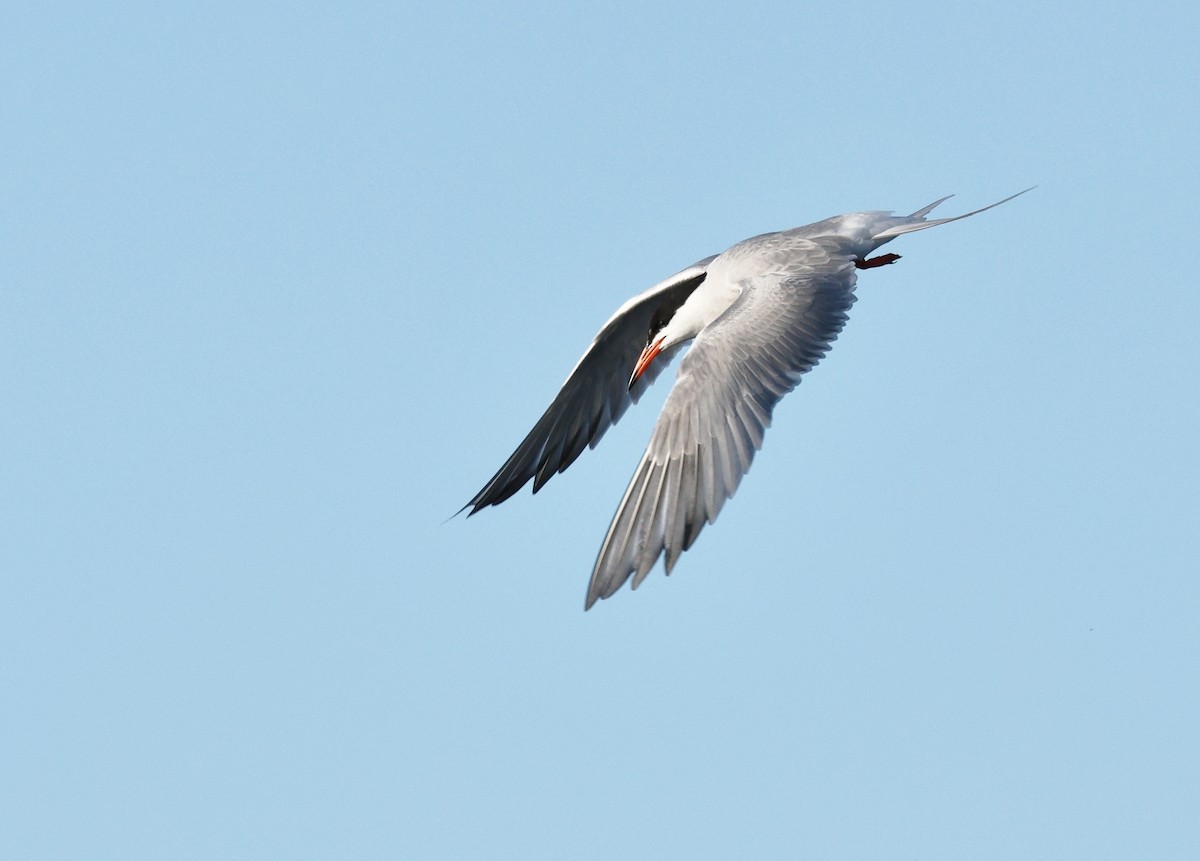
873 187 1035 241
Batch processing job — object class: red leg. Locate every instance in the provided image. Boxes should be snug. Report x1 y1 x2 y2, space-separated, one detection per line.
855 253 901 270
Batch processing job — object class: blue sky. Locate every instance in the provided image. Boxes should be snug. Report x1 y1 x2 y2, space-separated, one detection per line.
3 1 1198 858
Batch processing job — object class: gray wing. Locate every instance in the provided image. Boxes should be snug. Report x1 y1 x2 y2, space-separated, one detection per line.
585 240 858 608
464 259 714 514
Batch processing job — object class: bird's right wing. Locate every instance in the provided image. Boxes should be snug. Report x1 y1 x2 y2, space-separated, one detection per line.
586 238 858 608
463 258 715 514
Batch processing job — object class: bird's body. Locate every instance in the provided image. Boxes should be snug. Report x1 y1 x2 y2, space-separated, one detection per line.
464 191 1030 608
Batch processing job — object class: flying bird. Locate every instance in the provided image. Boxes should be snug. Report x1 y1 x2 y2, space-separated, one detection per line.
463 190 1031 609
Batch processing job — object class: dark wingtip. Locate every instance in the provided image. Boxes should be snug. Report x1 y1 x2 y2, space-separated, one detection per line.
446 498 481 522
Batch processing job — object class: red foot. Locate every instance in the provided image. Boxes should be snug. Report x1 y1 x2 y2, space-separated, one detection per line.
856 253 901 269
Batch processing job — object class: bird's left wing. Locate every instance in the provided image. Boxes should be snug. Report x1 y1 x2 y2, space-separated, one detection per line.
464 258 715 514
586 238 858 608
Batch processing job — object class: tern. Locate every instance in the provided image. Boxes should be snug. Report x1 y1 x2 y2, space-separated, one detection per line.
464 190 1031 609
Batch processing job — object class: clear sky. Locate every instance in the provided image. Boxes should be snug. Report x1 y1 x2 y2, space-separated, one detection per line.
3 1 1198 858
